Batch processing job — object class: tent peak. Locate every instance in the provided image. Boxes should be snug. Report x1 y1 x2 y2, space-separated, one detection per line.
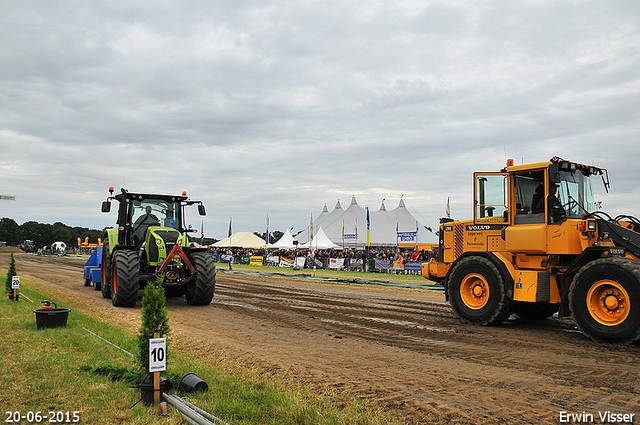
322 204 329 213
334 200 342 210
398 198 406 208
379 199 387 211
350 195 358 205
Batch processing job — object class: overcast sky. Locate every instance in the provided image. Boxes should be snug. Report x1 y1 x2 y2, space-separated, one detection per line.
1 0 639 240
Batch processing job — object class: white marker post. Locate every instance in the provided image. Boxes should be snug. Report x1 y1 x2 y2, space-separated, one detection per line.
11 276 20 301
149 334 166 404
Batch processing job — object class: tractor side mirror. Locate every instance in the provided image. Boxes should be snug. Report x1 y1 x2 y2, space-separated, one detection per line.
198 204 206 216
101 201 111 213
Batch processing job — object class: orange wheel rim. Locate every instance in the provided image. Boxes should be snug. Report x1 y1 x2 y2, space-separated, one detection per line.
460 273 490 310
587 280 630 326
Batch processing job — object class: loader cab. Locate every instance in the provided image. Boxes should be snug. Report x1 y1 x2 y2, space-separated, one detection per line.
476 160 601 229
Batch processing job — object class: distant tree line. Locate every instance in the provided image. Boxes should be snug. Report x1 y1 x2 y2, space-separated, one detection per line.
0 217 104 249
0 216 277 249
254 231 284 244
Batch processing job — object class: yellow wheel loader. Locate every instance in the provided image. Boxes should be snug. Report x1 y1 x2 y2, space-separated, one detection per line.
424 157 640 343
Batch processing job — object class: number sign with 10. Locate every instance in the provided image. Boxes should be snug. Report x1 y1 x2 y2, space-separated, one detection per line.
149 338 166 372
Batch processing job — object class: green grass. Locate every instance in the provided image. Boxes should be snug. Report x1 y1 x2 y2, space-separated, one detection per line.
0 271 403 425
219 262 439 286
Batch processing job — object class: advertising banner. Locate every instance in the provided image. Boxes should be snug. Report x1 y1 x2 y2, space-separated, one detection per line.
279 257 294 267
374 259 391 270
329 258 345 269
404 261 424 272
250 256 264 266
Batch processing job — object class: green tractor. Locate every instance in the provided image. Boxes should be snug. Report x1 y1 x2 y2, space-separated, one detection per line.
98 187 215 307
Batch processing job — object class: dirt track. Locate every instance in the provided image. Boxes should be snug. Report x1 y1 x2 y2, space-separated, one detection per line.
3 249 639 424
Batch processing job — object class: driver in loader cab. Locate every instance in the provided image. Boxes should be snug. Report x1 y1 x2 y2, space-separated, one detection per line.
532 183 564 222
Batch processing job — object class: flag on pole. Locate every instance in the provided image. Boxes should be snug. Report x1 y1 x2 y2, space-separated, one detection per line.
366 206 371 247
201 220 205 244
415 220 419 250
310 213 313 242
228 217 232 237
266 214 270 246
446 197 451 219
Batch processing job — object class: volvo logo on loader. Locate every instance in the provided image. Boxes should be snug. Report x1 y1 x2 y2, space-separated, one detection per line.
465 224 502 231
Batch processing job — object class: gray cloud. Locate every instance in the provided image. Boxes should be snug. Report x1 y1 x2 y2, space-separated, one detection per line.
1 0 639 238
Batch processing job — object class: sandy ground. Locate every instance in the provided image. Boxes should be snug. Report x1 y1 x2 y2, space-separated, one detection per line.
3 249 639 424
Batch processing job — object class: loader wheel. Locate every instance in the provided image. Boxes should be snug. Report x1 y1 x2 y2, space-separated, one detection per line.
512 301 560 320
185 252 216 306
570 258 640 343
111 250 140 307
447 256 511 326
100 239 110 296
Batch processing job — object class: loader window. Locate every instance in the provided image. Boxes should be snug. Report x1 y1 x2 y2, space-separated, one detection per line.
475 173 508 223
513 172 546 224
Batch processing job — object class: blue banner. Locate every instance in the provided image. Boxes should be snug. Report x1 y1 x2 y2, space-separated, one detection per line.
404 261 424 271
397 231 417 242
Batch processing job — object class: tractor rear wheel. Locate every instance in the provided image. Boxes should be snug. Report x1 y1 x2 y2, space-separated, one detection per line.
111 250 140 307
447 256 511 326
185 252 216 305
100 239 110 297
570 257 640 343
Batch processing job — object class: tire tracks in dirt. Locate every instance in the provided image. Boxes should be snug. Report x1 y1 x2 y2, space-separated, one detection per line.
3 250 639 425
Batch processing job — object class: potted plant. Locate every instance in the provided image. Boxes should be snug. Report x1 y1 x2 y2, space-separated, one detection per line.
5 253 17 301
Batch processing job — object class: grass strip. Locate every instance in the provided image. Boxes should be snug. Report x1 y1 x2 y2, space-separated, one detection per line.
0 271 402 425
217 262 439 287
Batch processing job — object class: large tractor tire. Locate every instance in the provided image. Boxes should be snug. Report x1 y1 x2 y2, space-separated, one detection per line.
99 239 110 296
569 257 640 344
512 301 560 320
447 256 512 326
185 252 216 306
111 250 140 307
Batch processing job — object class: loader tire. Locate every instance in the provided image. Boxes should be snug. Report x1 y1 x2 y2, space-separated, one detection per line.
512 302 559 320
447 256 511 326
185 252 216 306
569 257 640 344
100 239 110 296
111 250 140 307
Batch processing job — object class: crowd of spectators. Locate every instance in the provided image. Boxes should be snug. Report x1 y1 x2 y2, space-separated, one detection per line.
207 246 437 273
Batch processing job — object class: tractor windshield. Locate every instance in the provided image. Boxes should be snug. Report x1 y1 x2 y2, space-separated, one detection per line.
132 199 180 230
556 170 595 219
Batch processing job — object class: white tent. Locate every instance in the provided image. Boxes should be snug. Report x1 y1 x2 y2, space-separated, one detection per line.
212 232 266 248
295 197 438 248
293 202 334 243
299 226 342 250
268 228 297 249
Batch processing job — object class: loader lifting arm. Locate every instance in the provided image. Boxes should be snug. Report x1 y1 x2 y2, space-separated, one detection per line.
590 211 640 259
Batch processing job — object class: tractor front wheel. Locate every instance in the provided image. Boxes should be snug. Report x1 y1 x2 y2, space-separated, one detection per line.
111 250 140 307
447 256 511 326
185 252 216 305
100 239 110 297
570 257 640 343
